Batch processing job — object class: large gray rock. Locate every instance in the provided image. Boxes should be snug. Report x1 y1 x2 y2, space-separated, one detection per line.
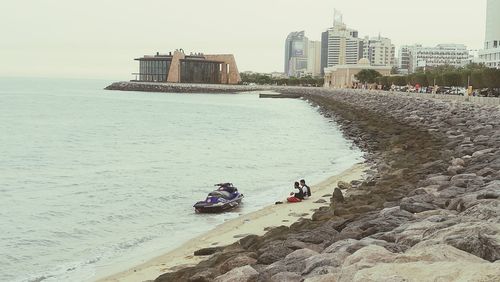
412 221 500 262
218 254 257 274
261 248 319 279
304 273 338 282
450 174 484 188
257 241 293 264
348 244 500 282
303 251 349 274
332 188 344 203
213 265 258 282
269 272 302 282
461 199 500 221
451 158 466 167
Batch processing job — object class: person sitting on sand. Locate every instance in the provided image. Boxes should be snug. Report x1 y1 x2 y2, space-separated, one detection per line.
287 181 304 203
300 179 311 197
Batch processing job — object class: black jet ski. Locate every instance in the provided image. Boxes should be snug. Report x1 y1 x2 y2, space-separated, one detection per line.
193 183 244 213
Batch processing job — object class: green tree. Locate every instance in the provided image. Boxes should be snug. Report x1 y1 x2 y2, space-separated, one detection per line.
355 69 382 84
442 71 462 86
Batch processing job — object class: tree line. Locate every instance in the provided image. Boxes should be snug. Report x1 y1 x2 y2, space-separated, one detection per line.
371 64 500 89
240 73 324 87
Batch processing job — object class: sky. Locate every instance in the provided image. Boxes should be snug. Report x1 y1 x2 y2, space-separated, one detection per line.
0 0 488 80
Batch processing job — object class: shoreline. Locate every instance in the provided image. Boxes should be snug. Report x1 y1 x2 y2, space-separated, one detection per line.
95 163 367 282
156 89 500 282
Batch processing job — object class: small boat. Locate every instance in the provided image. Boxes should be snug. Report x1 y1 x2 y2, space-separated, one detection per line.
193 183 244 213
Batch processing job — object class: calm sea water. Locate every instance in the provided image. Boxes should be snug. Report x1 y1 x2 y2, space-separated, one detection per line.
0 78 362 282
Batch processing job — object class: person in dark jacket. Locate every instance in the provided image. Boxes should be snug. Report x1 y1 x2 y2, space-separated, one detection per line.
292 181 304 199
300 179 311 197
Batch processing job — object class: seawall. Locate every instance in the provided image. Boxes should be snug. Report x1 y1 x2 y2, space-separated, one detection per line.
104 81 272 94
155 88 500 281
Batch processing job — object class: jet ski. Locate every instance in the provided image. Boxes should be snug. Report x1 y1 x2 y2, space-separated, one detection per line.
194 183 244 213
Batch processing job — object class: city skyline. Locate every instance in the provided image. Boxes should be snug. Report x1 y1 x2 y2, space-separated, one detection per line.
0 0 487 79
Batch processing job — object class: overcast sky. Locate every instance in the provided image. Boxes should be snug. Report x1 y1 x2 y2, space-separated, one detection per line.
0 0 487 79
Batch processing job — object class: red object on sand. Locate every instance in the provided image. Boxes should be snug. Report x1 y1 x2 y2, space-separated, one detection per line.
287 197 302 203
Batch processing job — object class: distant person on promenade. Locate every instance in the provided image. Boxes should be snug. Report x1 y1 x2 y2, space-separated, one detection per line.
287 181 304 203
300 179 311 197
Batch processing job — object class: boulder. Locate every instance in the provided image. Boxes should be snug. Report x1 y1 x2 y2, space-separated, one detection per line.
350 245 500 282
270 272 302 282
400 200 437 214
472 148 495 158
188 269 218 282
194 247 224 256
304 273 338 282
218 254 257 274
352 260 500 282
331 188 344 203
461 199 500 221
257 241 294 264
450 174 484 188
412 221 500 262
303 251 350 274
337 181 352 190
261 248 319 278
447 165 465 175
451 158 465 167
213 265 258 282
303 273 338 282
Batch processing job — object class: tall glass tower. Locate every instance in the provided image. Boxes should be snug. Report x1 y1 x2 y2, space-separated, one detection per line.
284 31 309 77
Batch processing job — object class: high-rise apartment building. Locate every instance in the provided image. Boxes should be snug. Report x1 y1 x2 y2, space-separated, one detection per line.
398 45 421 74
362 36 395 67
284 31 309 77
479 0 500 68
320 11 362 72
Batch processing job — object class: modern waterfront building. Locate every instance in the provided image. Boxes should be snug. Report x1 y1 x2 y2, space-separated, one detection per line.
362 36 395 67
320 10 362 73
284 31 309 77
398 44 469 73
479 0 500 68
323 58 391 88
133 51 240 84
307 41 322 77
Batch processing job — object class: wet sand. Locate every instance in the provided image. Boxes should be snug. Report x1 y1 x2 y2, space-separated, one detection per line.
96 163 366 282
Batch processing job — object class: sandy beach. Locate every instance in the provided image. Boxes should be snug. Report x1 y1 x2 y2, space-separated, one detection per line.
96 163 366 282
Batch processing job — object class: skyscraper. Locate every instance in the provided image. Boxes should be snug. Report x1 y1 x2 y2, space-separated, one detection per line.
320 10 362 72
479 0 500 68
284 31 309 77
307 41 322 77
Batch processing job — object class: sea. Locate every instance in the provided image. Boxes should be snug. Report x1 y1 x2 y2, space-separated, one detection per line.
0 77 363 282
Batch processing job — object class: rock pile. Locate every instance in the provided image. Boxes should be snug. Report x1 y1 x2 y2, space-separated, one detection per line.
155 89 500 282
104 81 271 94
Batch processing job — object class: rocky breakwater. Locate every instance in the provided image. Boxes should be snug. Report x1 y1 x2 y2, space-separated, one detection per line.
104 81 272 94
155 89 500 282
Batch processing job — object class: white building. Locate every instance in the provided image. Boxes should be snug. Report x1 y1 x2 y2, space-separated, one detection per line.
362 36 395 67
307 41 322 77
479 0 500 68
398 45 420 74
320 10 362 72
398 44 470 73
